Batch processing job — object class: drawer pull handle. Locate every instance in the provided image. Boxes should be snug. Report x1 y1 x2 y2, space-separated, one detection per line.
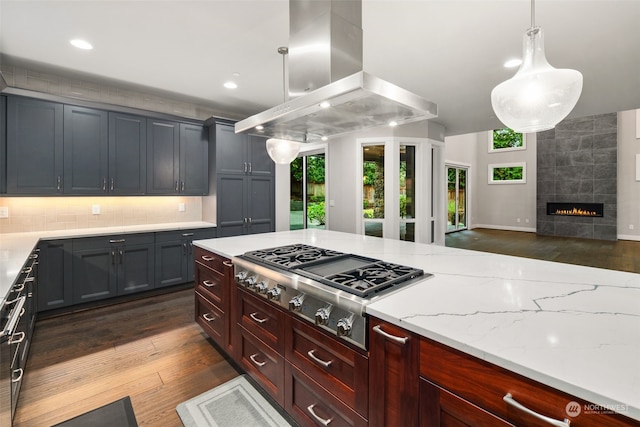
503 393 570 427
12 368 24 383
249 353 266 367
223 261 233 267
201 255 214 261
307 349 332 367
9 331 25 345
373 325 408 344
307 404 332 426
202 280 216 288
202 313 217 322
249 312 267 324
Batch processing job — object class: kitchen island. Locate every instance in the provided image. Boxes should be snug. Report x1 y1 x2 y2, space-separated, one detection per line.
194 228 640 423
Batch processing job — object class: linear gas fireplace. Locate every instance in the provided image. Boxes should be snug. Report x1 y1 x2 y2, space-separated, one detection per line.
546 202 604 217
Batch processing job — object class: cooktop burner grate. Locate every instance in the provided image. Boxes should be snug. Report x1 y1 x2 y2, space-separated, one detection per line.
244 245 346 269
326 262 422 297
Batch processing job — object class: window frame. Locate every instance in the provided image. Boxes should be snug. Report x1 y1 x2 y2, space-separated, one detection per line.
488 162 527 184
488 129 527 153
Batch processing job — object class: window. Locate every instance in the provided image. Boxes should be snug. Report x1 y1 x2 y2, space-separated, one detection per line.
290 153 326 230
363 144 384 237
488 163 526 184
489 128 526 152
400 145 416 241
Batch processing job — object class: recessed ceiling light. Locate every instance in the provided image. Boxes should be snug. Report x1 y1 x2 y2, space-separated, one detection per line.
321 136 328 141
224 81 238 89
70 39 93 50
389 121 398 127
504 58 522 68
319 101 331 108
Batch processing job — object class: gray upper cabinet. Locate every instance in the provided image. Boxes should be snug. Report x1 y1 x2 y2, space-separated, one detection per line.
63 105 109 194
247 134 273 176
179 123 208 195
215 124 273 176
108 112 147 195
147 119 207 195
6 96 64 194
0 96 6 194
147 119 180 194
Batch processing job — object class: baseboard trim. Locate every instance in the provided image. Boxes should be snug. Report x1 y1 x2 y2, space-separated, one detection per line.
471 224 537 233
617 234 640 241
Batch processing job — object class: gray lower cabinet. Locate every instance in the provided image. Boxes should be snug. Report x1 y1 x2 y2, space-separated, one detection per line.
37 239 73 311
6 96 64 194
72 234 155 304
155 228 216 287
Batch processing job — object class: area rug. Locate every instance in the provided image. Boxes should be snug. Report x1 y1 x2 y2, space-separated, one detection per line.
53 396 138 427
176 375 295 427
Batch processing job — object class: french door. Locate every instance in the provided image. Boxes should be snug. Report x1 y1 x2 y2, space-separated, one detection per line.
446 165 467 232
290 153 326 230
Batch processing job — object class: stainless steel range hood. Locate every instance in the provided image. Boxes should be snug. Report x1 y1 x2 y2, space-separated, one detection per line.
235 0 438 143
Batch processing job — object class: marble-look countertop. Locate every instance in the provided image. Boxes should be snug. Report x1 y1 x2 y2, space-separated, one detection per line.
194 229 640 421
0 221 216 304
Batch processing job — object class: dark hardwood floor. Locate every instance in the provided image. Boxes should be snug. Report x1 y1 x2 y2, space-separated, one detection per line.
445 228 640 274
14 289 239 427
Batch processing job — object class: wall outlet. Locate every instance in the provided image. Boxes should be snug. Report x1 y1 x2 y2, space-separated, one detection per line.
516 218 521 223
0 207 8 218
178 203 186 212
630 224 635 230
91 204 101 215
525 218 530 223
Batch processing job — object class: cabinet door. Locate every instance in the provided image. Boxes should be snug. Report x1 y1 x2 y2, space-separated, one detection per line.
179 123 208 195
217 174 248 237
215 123 247 175
183 228 216 280
1 96 6 193
109 112 147 195
37 240 73 311
369 317 420 427
147 119 180 194
155 239 188 288
247 175 275 234
6 97 64 194
72 244 117 304
63 105 109 194
247 134 273 176
118 242 155 294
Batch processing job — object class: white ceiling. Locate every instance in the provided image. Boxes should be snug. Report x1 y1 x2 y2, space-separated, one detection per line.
1 0 639 136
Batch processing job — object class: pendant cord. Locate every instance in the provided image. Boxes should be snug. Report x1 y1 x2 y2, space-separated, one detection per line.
531 0 535 28
278 46 288 103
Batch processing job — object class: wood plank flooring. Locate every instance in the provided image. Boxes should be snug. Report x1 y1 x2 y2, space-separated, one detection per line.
445 228 640 274
13 289 239 427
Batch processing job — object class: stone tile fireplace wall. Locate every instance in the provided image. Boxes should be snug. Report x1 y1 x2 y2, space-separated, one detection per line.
536 113 617 240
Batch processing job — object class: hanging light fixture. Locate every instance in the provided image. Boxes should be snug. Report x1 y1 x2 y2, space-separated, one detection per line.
491 0 583 133
265 47 300 164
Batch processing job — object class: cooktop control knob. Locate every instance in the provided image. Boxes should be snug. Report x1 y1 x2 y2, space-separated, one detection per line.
288 294 305 312
234 271 248 283
337 315 354 337
315 305 333 326
255 281 268 294
266 287 281 301
245 276 258 288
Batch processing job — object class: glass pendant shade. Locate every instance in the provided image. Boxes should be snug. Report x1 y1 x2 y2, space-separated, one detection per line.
491 27 583 133
266 138 300 164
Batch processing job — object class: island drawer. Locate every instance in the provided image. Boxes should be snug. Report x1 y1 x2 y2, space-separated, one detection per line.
238 326 285 406
194 246 229 275
285 316 368 418
285 363 368 427
195 291 224 346
195 262 224 307
237 288 285 355
420 337 638 427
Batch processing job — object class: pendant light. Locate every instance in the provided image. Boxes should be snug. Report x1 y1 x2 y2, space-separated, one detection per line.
491 0 583 133
266 47 300 164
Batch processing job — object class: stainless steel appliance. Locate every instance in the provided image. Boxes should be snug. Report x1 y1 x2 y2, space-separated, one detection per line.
233 244 431 350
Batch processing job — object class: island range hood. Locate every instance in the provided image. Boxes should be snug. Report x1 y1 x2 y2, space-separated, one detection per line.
235 0 438 143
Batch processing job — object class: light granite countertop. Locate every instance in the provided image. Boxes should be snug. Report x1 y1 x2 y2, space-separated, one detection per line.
194 229 640 421
0 221 216 304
